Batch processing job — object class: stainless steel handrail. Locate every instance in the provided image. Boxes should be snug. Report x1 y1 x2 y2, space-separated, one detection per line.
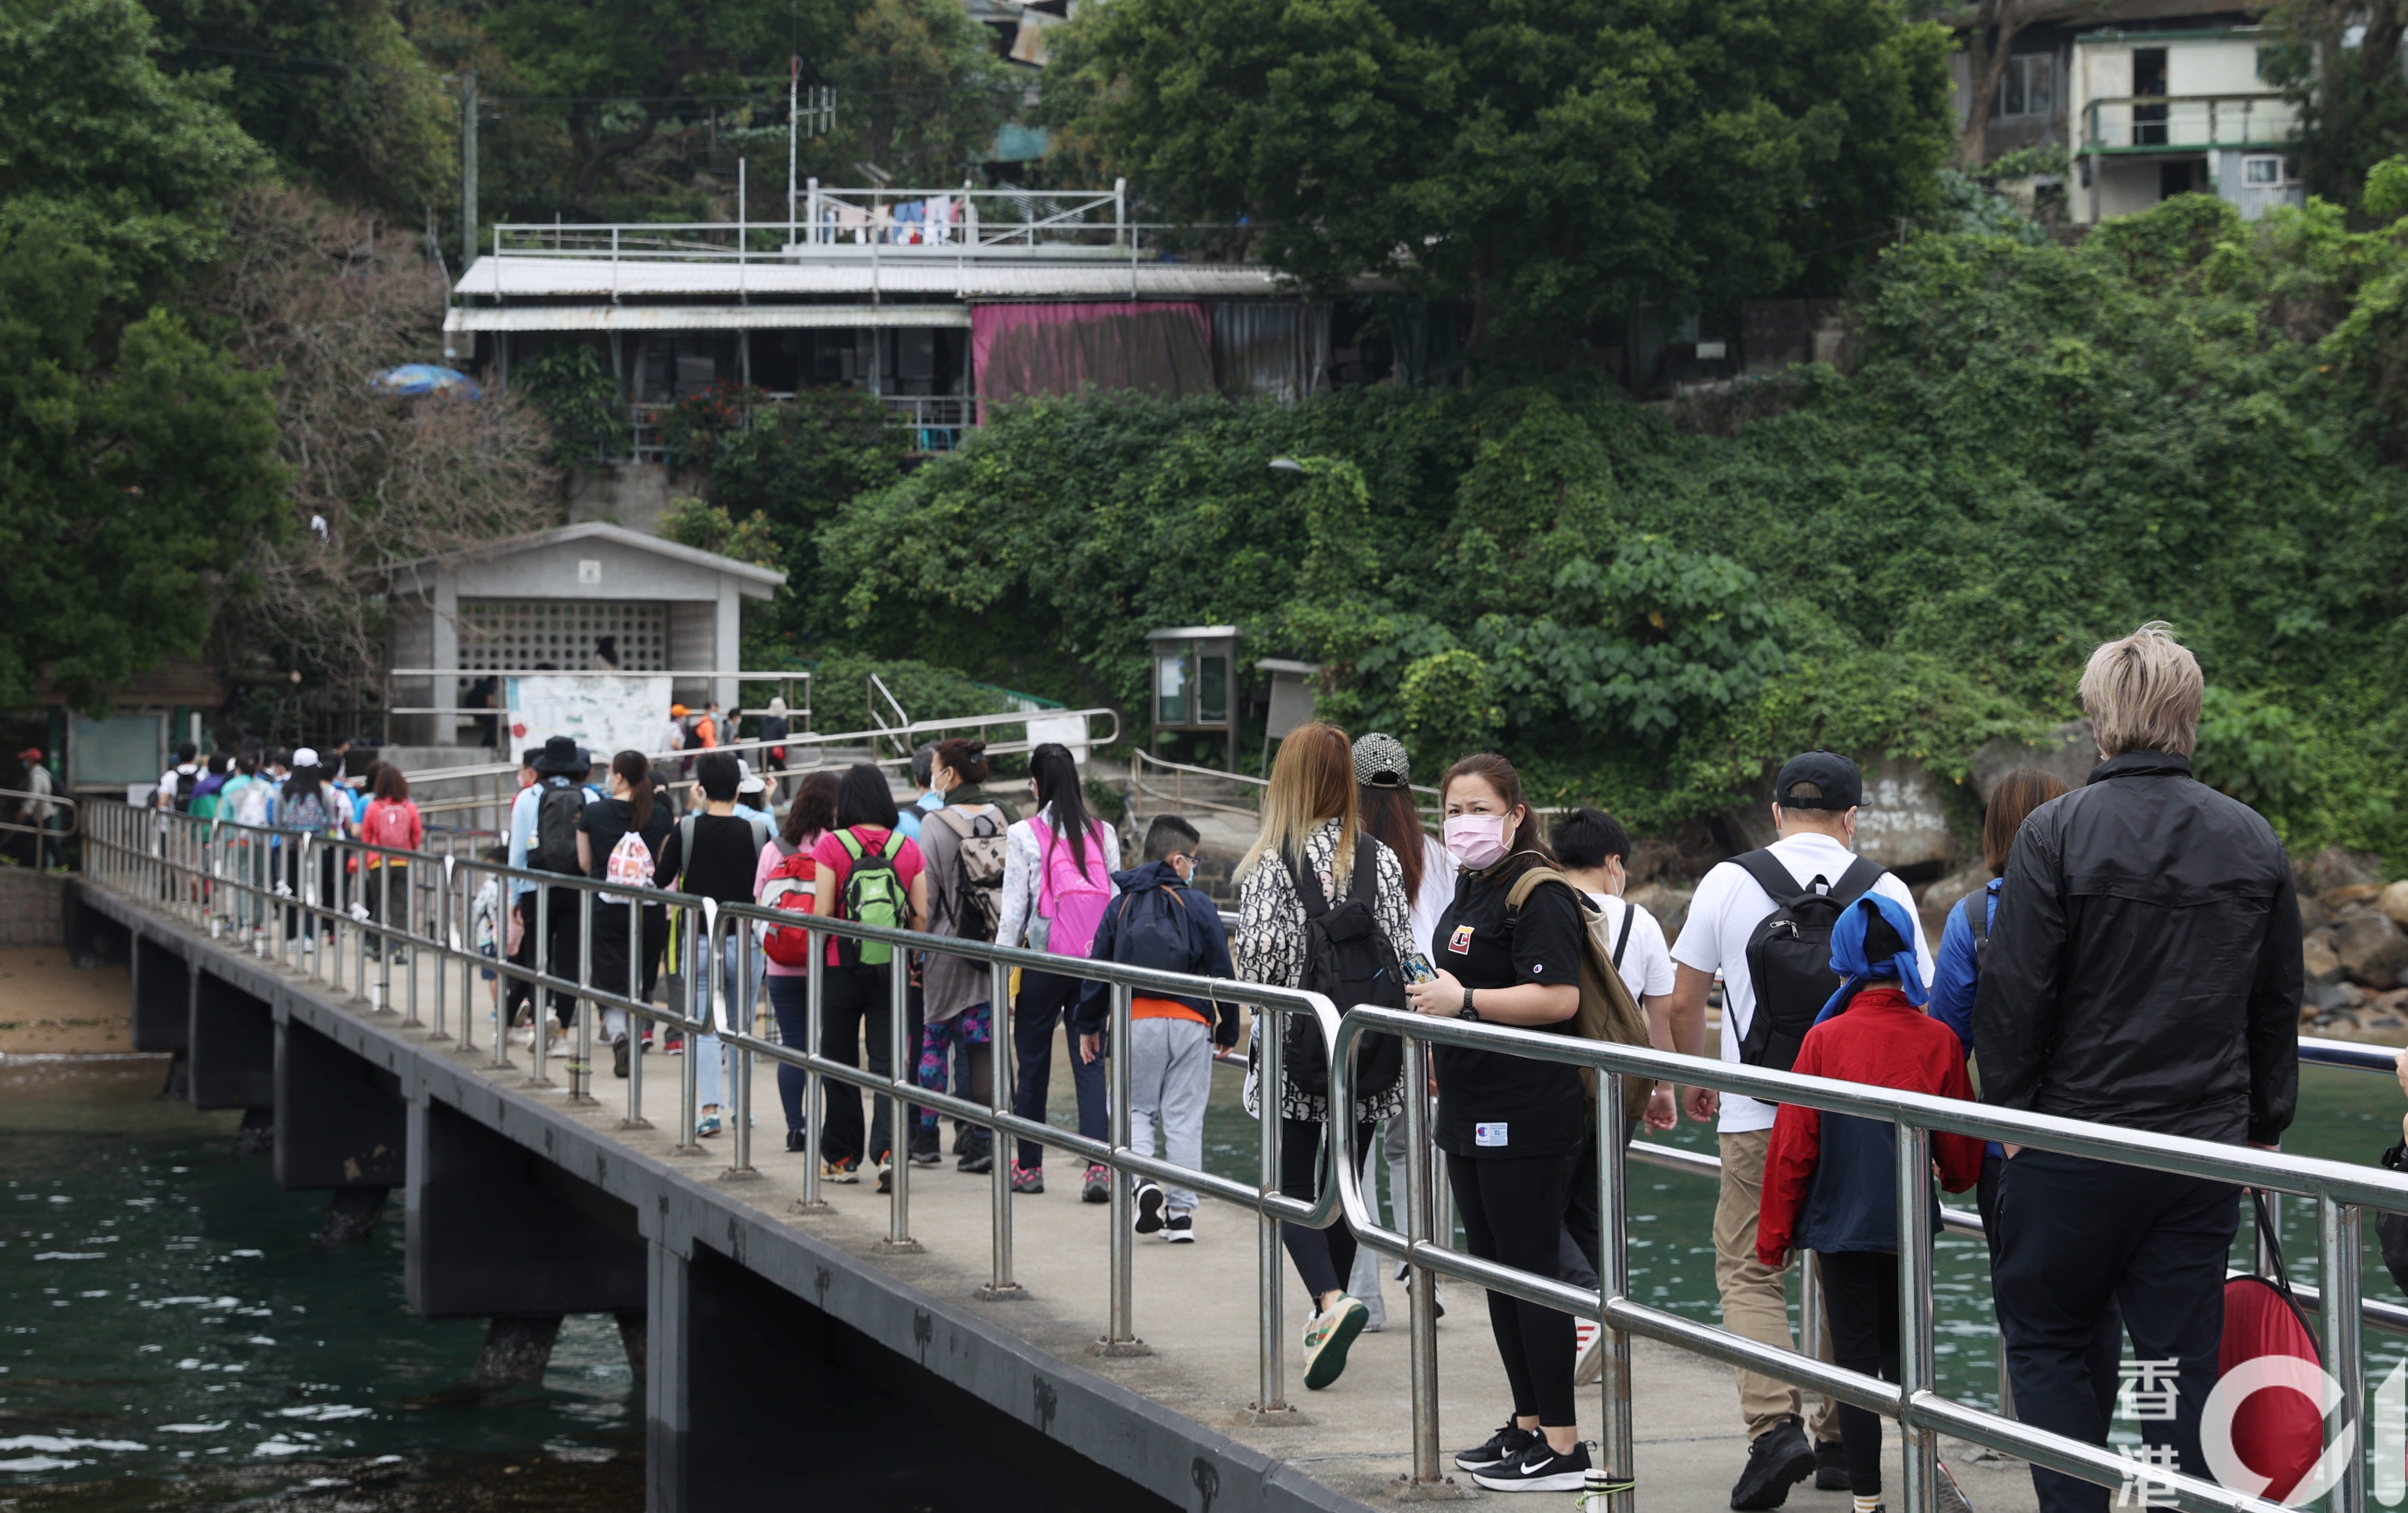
0 783 74 844
1329 1005 2405 1513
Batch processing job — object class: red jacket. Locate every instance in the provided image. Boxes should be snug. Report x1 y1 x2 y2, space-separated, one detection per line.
1758 986 1983 1265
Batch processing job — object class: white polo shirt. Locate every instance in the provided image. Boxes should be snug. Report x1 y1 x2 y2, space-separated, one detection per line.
1670 831 1933 1135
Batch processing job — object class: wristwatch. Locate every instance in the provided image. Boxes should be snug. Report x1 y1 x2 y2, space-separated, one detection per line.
1458 988 1479 1021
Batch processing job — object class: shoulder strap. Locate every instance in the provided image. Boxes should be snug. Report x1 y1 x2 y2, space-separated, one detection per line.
1505 863 1573 912
1612 897 1637 969
1285 844 1333 921
878 826 906 860
837 827 868 861
1730 848 1806 903
932 805 973 839
1345 833 1379 907
679 813 697 872
1830 855 1886 907
1965 888 1991 950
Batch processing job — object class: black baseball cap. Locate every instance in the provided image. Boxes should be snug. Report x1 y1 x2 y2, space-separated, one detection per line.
1773 751 1863 811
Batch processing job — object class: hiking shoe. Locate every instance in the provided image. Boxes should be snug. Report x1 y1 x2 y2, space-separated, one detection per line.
1454 1422 1538 1473
1730 1419 1816 1510
665 1035 684 1055
908 1140 943 1167
1009 1163 1044 1195
1134 1180 1166 1234
1081 1163 1111 1203
1301 1295 1369 1390
694 1113 722 1139
876 1164 892 1194
1472 1436 1592 1494
1814 1440 1848 1491
1163 1212 1194 1243
958 1147 994 1175
611 1038 630 1080
821 1157 860 1184
784 1129 807 1154
1574 1318 1604 1386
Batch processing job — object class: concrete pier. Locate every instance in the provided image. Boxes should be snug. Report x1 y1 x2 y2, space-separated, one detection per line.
67 876 2041 1513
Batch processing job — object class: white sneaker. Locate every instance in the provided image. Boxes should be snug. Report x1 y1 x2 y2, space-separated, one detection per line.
1573 1319 1604 1385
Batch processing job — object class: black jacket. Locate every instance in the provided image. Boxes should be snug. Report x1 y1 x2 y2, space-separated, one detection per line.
1071 861 1240 1046
1973 750 2300 1146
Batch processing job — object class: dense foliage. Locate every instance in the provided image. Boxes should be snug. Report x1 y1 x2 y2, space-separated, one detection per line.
806 192 2408 864
1039 0 1955 342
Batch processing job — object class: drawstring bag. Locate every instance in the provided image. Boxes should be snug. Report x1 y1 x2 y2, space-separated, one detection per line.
2217 1191 2325 1502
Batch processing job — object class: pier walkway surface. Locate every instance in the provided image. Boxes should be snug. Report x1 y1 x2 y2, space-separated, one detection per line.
79 865 2039 1513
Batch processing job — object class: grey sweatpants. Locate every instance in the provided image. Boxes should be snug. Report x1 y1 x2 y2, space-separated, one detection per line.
1128 1016 1213 1213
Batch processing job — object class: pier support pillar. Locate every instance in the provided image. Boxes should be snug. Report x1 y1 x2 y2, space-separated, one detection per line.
275 1018 405 1191
470 1314 564 1388
191 973 274 1111
130 936 189 1052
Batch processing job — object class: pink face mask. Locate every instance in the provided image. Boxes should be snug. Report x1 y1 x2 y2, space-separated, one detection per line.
1442 812 1513 870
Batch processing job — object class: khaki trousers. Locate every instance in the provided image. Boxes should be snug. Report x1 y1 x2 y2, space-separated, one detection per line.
1716 1128 1840 1442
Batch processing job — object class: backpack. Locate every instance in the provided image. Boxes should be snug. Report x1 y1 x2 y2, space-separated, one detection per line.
364 800 416 853
834 826 909 968
531 783 585 873
759 846 821 967
1027 815 1110 958
228 778 272 829
930 805 1006 941
282 786 333 834
1729 849 1886 1076
1100 881 1206 978
1509 868 1656 1121
599 826 655 906
173 768 200 813
1279 834 1405 1102
1963 886 1993 974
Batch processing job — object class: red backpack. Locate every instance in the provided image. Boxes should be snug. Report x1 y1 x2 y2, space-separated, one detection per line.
758 842 820 967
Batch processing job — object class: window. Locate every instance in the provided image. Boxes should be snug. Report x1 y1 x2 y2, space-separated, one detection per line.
2243 155 2288 187
1993 53 2058 120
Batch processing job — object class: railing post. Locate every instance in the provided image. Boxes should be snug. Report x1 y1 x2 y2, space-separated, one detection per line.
569 887 598 1106
527 884 554 1088
403 859 423 1027
1403 1032 1444 1483
1097 980 1146 1354
673 904 703 1155
1592 1073 1635 1513
1254 1000 1294 1416
793 928 829 1204
726 920 760 1179
2322 1193 2367 1513
375 856 394 1013
1896 1122 1937 1513
427 860 448 1038
621 896 650 1129
978 958 1021 1298
879 944 917 1245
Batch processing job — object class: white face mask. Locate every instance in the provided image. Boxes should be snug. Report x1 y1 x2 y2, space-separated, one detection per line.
1442 812 1513 870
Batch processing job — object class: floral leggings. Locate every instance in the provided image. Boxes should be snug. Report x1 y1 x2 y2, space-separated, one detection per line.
915 1002 992 1136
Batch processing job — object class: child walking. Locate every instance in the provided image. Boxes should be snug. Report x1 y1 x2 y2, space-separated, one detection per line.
1075 816 1236 1242
1758 892 1983 1513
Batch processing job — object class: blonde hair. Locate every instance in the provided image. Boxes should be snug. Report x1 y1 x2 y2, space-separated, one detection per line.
1239 722 1360 892
2079 621 2203 759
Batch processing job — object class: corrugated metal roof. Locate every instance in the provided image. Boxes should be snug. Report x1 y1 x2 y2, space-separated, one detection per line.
453 255 1309 302
443 304 971 332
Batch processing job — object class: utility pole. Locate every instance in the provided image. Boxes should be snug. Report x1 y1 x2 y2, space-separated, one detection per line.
788 55 800 241
460 70 479 271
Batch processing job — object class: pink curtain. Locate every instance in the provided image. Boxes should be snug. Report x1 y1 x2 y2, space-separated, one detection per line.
972 302 1214 410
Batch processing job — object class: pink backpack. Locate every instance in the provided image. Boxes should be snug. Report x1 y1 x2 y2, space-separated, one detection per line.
1029 815 1110 959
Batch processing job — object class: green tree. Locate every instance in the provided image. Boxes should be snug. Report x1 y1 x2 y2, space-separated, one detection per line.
826 0 1016 184
1040 0 1955 348
2260 0 2408 213
141 0 451 211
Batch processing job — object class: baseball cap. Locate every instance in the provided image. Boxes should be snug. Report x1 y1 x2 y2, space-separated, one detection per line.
16 747 42 762
737 760 765 795
291 747 321 769
1352 731 1411 788
1773 751 1863 811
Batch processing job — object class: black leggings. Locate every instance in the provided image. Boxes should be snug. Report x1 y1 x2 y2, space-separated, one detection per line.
1820 1249 1902 1498
1281 1117 1375 1303
1448 1150 1576 1428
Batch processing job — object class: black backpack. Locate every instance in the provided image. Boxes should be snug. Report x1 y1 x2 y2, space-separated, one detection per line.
1279 835 1405 1102
173 768 200 813
1729 849 1886 1074
531 783 586 873
1963 886 1993 973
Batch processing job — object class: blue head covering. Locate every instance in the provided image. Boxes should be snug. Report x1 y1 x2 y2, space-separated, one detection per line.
1812 892 1927 1024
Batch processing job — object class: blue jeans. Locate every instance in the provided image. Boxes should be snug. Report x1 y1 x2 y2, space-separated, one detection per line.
767 973 810 1134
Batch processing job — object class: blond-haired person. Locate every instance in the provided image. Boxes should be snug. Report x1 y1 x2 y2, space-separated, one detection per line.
1977 622 2302 1513
1232 721 1414 1391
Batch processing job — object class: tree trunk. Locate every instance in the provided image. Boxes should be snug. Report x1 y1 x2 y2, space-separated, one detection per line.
1958 0 2025 168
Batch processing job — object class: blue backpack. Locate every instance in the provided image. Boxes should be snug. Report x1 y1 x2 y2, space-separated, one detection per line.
1102 882 1205 977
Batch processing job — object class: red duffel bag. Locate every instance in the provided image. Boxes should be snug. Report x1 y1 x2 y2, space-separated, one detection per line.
2213 1193 2328 1504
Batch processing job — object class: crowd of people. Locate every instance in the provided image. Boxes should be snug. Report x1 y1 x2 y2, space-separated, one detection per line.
139 624 2309 1507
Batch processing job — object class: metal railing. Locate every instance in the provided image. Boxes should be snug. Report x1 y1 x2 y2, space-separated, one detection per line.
2080 93 2299 151
0 784 75 851
81 799 2407 1513
1328 1005 2408 1513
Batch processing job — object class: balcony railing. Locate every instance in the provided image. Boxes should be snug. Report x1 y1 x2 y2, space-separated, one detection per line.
2080 93 2299 151
620 392 976 464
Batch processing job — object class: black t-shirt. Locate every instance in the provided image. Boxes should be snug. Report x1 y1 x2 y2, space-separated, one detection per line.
579 797 671 886
1431 864 1588 1161
656 813 765 904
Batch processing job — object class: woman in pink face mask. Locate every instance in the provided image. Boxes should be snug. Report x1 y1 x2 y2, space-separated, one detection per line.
1402 752 1593 1493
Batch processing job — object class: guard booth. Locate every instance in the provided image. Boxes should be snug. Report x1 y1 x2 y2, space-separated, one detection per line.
1146 626 1239 770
